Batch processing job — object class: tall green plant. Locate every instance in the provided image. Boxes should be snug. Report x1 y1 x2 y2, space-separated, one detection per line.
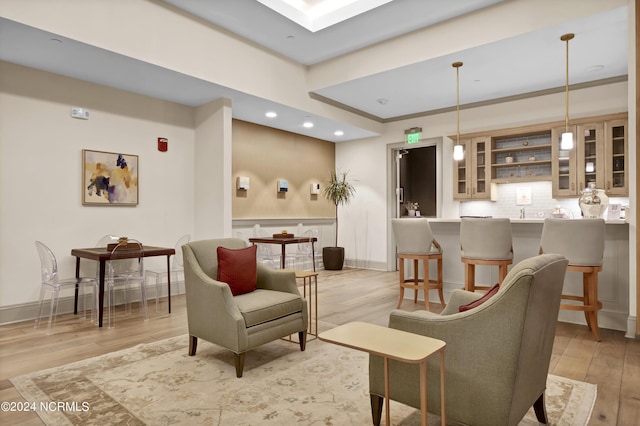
323 170 356 247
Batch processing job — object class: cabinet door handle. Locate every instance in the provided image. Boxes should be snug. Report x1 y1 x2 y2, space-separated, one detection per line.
571 183 574 191
607 181 611 190
472 187 476 194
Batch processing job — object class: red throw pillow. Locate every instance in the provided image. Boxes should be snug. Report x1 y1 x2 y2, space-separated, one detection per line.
217 245 257 296
459 282 500 312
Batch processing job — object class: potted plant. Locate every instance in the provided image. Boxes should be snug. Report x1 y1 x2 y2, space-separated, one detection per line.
322 170 356 270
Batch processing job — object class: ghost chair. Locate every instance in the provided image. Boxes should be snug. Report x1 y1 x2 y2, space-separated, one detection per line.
106 239 148 328
145 234 190 313
34 241 98 334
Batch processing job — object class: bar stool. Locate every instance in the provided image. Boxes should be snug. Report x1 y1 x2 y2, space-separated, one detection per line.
539 218 605 341
460 218 513 292
391 218 445 310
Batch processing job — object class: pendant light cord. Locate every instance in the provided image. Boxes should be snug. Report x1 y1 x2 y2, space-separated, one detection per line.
561 33 574 134
452 62 463 145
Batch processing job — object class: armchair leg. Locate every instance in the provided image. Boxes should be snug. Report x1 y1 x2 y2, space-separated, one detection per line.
533 392 548 424
188 335 198 356
299 331 307 351
234 353 245 378
370 394 383 426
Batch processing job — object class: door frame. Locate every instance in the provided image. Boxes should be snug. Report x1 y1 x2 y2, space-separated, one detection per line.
386 137 444 270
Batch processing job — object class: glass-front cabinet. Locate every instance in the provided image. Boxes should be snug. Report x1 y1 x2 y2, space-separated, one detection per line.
454 113 627 201
552 116 628 198
604 119 628 196
576 122 604 191
453 137 491 200
551 125 577 197
453 139 470 199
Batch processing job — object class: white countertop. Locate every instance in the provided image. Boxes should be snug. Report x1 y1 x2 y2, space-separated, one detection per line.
425 217 628 225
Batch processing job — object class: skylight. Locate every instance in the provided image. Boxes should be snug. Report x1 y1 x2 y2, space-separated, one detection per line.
257 0 393 32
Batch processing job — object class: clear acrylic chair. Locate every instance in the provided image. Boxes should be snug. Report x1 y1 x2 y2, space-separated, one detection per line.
34 241 98 334
253 224 281 268
145 234 190 312
286 229 316 271
107 239 148 328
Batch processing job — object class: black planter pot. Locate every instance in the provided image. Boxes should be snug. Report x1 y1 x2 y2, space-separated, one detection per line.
322 247 345 270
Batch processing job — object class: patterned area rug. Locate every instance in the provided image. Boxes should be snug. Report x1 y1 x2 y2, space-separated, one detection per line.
11 335 596 425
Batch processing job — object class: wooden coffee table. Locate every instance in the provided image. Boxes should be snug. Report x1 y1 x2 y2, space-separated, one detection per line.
319 321 446 426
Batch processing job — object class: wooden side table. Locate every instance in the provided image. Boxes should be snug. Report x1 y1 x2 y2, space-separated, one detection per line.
282 270 318 343
319 321 446 426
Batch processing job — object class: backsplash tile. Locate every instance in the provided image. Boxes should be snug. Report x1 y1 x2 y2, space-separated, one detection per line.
459 181 628 219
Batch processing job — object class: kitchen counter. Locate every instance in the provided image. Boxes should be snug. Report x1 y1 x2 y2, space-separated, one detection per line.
426 217 628 225
419 218 630 332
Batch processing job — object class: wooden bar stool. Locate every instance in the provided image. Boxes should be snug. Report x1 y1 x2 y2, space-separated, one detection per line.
391 218 445 310
460 218 513 292
539 218 605 341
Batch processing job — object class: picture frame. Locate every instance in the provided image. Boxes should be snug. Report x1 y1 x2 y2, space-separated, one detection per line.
82 149 139 206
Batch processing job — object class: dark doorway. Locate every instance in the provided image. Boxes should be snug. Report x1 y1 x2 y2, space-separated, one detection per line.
399 146 437 217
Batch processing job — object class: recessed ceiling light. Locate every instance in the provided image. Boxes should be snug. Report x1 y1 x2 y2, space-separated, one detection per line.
376 98 388 105
265 111 277 118
334 130 344 136
303 121 314 128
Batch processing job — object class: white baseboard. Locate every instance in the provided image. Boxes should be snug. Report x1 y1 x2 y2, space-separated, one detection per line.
0 283 185 326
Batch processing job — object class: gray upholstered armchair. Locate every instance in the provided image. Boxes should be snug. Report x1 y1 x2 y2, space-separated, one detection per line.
369 254 568 426
182 238 308 377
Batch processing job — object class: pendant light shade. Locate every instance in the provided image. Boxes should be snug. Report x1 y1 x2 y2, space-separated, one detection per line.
561 33 574 150
452 61 464 161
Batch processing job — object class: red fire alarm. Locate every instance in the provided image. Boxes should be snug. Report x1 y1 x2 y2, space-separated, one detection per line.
158 137 168 152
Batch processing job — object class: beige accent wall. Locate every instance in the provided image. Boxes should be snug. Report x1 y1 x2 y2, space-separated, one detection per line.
232 120 335 219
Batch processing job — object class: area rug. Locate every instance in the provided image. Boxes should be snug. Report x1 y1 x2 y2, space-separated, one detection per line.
11 335 596 425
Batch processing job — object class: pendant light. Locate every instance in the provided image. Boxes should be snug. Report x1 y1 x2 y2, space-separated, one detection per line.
560 33 574 150
452 61 464 161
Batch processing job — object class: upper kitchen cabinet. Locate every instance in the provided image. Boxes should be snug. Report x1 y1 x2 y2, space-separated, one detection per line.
453 137 492 200
604 118 628 196
552 113 628 198
551 125 577 198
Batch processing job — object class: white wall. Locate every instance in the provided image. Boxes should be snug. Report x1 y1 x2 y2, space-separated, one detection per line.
0 62 196 309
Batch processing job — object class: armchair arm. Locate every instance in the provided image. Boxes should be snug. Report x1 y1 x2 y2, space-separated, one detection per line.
256 265 299 294
182 246 247 351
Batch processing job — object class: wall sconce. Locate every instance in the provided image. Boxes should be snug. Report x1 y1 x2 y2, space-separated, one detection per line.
236 176 250 190
277 179 288 192
585 162 595 173
310 183 320 194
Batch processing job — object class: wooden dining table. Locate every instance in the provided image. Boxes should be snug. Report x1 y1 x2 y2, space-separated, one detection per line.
71 245 175 327
248 236 317 270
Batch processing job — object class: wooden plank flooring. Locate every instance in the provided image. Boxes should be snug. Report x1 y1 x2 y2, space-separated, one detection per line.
1 268 638 425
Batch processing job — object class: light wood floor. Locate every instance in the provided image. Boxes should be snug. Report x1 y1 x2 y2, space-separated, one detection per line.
1 268 639 425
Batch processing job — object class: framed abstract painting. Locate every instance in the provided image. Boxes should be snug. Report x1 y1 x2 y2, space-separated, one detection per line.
82 149 139 206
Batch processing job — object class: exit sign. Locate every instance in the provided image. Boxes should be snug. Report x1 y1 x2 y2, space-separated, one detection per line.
406 132 421 144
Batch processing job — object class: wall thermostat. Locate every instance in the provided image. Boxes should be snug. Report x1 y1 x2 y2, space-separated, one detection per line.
277 179 288 192
310 183 320 194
